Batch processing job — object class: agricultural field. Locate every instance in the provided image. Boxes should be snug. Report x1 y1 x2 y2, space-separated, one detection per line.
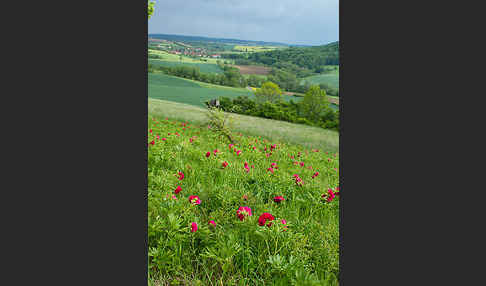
301 68 340 89
232 65 271 75
148 111 339 285
149 59 224 74
149 73 302 108
233 45 282 52
148 49 232 65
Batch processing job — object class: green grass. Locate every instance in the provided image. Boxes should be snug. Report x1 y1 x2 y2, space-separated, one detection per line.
148 112 339 285
301 70 339 89
148 49 232 64
149 98 338 153
149 59 224 74
233 45 282 52
148 73 302 108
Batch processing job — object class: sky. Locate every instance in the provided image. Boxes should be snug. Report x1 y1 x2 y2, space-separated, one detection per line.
148 0 339 46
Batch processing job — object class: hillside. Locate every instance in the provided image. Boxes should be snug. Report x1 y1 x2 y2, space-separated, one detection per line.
247 41 339 71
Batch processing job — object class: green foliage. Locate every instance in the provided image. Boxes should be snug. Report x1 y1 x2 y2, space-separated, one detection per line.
255 82 283 104
148 1 155 19
301 86 329 122
148 116 339 284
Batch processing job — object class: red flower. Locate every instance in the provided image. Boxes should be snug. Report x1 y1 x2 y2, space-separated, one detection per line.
258 212 275 227
149 129 152 133
177 172 184 181
267 167 274 174
150 140 155 146
312 172 319 179
213 149 219 155
162 138 166 141
191 222 198 232
299 162 305 167
236 206 252 221
270 144 276 151
174 185 182 194
222 161 228 168
236 150 242 156
323 189 335 202
188 195 201 205
156 135 160 140
208 220 216 227
271 162 277 168
273 196 285 203
205 151 211 158
229 144 234 150
281 219 288 231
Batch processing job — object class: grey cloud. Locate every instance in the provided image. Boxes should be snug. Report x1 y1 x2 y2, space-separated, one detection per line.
149 0 338 46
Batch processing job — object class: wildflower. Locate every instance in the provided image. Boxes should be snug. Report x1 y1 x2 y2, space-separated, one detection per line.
271 162 277 168
188 195 201 205
175 132 180 137
253 146 257 150
156 135 160 140
161 138 166 141
267 167 274 174
258 213 275 227
312 172 319 179
236 206 252 221
270 144 276 151
236 150 242 156
149 129 152 133
174 185 182 194
299 162 305 167
177 171 184 181
322 189 335 202
189 138 194 143
273 196 285 203
213 149 219 155
191 222 198 232
171 195 177 200
281 219 288 231
307 166 313 170
205 151 211 158
208 220 216 227
222 161 229 168
328 158 332 162
149 140 155 146
229 143 234 150
251 165 254 169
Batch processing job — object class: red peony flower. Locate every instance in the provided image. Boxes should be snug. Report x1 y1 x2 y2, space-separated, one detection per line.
273 196 285 203
208 220 216 227
267 167 274 174
229 143 234 150
299 162 305 167
150 140 155 146
312 172 319 179
205 151 211 158
258 212 275 227
188 195 201 205
162 138 166 141
236 206 252 221
191 222 198 232
213 149 219 155
149 129 152 133
177 171 184 181
236 150 242 156
174 185 182 194
222 161 228 168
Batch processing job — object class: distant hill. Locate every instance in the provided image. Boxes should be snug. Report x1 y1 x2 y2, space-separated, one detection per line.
248 41 339 71
148 33 296 47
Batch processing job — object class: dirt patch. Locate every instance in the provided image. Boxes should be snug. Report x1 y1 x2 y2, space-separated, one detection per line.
232 65 271 75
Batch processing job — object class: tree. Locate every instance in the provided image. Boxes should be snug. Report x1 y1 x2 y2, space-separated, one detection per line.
300 85 329 122
148 1 155 19
254 82 283 104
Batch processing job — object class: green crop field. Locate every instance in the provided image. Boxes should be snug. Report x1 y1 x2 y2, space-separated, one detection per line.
147 108 339 285
149 73 302 108
149 59 224 74
148 49 231 64
301 69 340 89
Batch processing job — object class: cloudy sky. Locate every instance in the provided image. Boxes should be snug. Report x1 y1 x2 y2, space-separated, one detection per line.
148 0 339 46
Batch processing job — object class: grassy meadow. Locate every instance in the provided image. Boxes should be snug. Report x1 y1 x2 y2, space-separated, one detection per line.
148 73 303 109
301 68 340 89
148 110 340 285
149 98 338 153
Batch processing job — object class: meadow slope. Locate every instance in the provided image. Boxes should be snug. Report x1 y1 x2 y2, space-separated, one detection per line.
149 98 339 153
148 113 340 285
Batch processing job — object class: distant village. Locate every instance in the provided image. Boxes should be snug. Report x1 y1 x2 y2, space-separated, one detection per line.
149 38 221 59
